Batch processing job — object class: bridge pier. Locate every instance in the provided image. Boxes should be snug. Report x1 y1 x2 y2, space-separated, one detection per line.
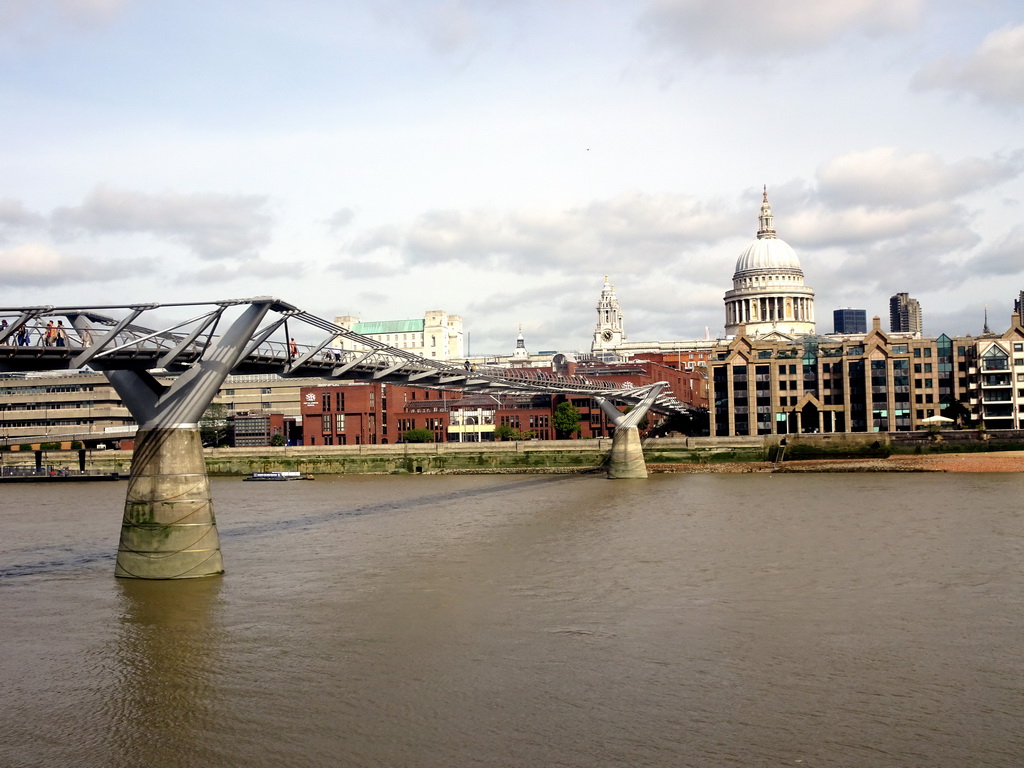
607 426 647 479
98 301 274 579
594 382 666 480
115 426 222 578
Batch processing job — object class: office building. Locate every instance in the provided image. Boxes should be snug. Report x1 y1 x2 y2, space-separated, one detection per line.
833 308 867 334
889 293 923 336
333 311 464 360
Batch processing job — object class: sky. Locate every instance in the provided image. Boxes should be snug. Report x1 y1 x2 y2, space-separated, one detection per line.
2 0 1023 355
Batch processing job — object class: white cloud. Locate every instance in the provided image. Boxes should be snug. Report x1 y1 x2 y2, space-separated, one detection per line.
345 192 738 274
914 23 1024 108
177 258 304 287
815 147 1024 208
971 224 1024 277
1 243 152 288
51 187 275 259
0 199 44 241
325 207 355 232
637 0 924 59
789 201 973 249
0 0 131 39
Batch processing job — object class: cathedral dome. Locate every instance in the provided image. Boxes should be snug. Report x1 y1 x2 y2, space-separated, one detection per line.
734 236 801 273
732 187 802 275
723 187 816 338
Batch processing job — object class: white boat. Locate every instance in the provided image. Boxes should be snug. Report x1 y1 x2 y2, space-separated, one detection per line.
243 471 313 482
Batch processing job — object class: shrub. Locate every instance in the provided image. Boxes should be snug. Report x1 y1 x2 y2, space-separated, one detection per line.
493 425 517 441
402 428 434 443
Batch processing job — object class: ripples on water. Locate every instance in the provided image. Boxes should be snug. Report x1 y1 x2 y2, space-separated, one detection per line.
2 473 1023 767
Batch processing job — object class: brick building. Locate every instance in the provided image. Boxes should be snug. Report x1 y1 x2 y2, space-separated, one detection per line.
299 356 708 445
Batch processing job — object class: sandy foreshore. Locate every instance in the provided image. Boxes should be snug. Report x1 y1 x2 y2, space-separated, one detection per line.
649 450 1024 474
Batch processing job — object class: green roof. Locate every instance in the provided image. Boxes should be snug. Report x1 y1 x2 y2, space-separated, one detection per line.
352 319 425 335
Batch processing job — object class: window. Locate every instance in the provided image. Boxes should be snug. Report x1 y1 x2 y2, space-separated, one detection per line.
982 347 1009 371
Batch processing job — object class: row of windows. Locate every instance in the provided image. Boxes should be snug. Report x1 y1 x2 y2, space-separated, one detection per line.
0 384 97 395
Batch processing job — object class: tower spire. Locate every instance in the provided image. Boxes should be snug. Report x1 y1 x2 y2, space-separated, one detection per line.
757 185 776 239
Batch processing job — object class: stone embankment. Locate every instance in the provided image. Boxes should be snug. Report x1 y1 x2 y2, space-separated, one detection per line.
651 451 1024 474
5 436 1023 475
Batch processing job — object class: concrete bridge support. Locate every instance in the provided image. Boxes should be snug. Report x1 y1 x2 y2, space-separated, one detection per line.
594 383 666 480
607 426 647 479
95 301 275 579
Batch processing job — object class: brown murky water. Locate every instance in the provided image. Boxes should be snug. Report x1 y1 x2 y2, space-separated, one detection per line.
2 473 1023 767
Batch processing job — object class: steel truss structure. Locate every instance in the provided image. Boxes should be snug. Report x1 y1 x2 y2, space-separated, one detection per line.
0 297 692 417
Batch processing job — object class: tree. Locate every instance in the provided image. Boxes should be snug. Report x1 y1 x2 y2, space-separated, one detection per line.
493 425 517 441
270 433 286 447
552 401 581 439
200 402 229 447
402 428 434 443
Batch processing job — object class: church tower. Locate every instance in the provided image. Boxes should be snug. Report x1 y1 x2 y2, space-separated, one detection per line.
512 324 529 359
592 275 625 354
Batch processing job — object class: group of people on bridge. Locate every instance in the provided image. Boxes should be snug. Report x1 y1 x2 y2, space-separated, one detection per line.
0 318 94 348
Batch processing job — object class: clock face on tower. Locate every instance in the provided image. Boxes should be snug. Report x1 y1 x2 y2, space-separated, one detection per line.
601 330 613 341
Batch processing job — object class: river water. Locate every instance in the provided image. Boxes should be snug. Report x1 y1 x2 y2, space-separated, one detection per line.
2 473 1023 767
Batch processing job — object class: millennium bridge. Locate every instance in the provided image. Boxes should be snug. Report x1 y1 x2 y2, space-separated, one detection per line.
0 297 695 579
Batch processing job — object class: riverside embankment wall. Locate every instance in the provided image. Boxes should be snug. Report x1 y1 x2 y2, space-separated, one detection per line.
2 436 767 476
6 431 1023 475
